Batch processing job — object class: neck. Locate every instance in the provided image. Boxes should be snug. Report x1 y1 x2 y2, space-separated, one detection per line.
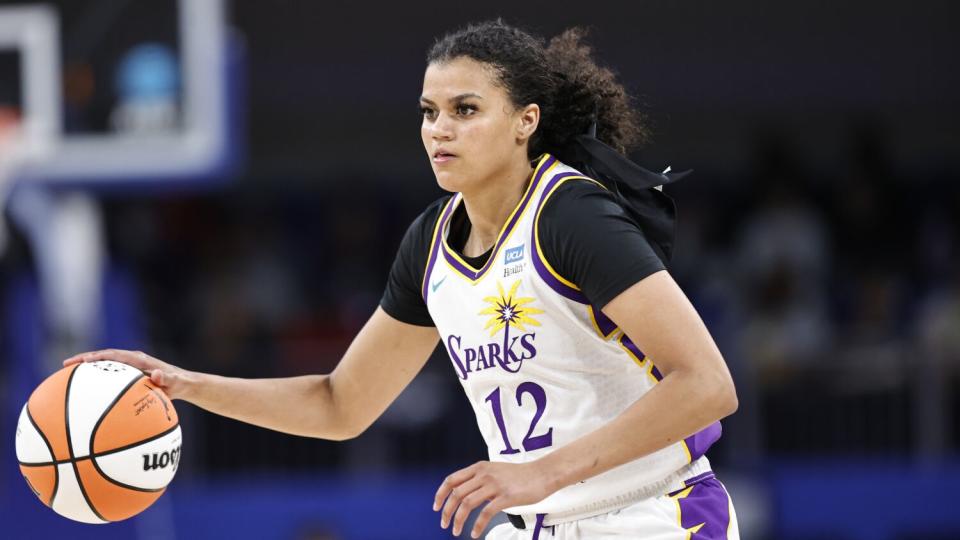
460 155 536 258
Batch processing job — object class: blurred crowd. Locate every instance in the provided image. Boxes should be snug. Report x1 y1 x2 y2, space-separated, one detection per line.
6 123 945 477
668 128 960 464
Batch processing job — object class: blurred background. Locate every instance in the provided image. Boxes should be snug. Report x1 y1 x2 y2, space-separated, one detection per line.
1 0 959 538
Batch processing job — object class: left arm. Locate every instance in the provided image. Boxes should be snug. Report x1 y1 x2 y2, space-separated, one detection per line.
536 269 737 486
436 270 737 537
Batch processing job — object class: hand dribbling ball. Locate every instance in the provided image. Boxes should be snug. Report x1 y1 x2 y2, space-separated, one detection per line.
15 360 181 523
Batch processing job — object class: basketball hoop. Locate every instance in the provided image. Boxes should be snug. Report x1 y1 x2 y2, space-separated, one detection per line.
0 106 27 252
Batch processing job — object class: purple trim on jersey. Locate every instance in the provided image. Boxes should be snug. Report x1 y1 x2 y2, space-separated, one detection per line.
438 155 557 281
675 477 732 539
620 334 665 381
530 248 589 303
684 421 723 462
440 240 477 277
623 330 721 460
621 333 644 358
651 364 664 380
591 304 617 336
530 171 591 304
422 196 459 302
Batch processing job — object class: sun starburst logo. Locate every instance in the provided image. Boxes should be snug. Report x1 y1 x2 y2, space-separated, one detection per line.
479 279 543 337
442 279 543 379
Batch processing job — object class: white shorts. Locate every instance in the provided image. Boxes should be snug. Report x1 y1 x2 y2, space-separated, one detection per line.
487 476 740 540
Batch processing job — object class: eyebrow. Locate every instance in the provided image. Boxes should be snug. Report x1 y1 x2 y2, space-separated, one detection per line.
419 93 483 105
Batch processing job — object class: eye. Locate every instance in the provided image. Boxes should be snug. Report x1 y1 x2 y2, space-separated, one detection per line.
420 106 437 120
456 103 477 116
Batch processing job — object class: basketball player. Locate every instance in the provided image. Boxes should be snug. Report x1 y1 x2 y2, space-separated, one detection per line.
66 20 740 539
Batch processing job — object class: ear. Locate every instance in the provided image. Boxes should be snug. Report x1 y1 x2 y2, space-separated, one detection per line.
515 103 540 144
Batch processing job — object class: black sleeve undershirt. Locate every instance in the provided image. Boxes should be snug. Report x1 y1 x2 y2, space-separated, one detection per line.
379 180 666 326
539 180 666 308
379 196 450 327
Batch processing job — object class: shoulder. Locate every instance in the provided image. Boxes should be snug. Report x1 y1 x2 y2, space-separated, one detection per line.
402 194 454 248
535 171 666 308
538 175 624 229
547 175 610 200
380 194 451 327
414 194 454 230
538 158 614 206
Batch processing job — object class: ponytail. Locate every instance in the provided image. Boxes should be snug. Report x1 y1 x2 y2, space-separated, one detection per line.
535 27 649 161
428 21 683 263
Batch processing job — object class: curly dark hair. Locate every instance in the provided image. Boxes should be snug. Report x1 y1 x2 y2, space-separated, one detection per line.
426 19 650 161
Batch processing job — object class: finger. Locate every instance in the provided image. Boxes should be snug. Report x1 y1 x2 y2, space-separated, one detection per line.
452 484 497 537
470 497 510 539
63 349 123 367
101 349 154 371
150 369 168 387
62 356 84 366
442 474 486 530
434 463 480 511
63 350 108 366
64 349 159 376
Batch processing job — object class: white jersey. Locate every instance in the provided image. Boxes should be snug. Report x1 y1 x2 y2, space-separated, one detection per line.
422 154 721 522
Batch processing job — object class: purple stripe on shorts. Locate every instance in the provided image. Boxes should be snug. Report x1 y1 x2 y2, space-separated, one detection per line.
422 196 458 302
684 470 717 487
531 513 546 540
684 421 722 462
440 155 556 281
676 477 732 539
530 171 590 304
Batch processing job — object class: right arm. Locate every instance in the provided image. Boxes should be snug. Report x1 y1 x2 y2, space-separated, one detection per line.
64 307 439 441
65 198 449 441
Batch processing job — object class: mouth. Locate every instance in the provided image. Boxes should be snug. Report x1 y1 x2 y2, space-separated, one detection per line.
433 150 458 163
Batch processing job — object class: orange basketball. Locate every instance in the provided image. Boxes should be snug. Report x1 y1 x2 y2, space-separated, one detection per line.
15 361 181 523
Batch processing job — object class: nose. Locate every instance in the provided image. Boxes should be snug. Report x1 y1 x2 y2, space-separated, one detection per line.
429 112 455 141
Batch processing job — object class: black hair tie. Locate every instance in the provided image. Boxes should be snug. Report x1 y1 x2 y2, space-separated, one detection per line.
561 124 691 264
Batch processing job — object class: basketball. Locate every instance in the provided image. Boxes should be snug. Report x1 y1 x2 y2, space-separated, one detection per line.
15 361 181 524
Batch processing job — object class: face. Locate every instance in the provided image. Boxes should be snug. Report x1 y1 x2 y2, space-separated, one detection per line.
420 56 539 193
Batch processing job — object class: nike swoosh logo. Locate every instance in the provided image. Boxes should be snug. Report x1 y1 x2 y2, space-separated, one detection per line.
431 276 447 293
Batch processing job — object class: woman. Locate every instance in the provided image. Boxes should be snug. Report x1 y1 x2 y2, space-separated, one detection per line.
66 20 739 539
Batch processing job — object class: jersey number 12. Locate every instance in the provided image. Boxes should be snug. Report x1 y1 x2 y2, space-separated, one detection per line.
484 382 553 454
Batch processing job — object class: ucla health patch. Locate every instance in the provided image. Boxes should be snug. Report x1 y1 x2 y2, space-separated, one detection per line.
505 244 525 264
